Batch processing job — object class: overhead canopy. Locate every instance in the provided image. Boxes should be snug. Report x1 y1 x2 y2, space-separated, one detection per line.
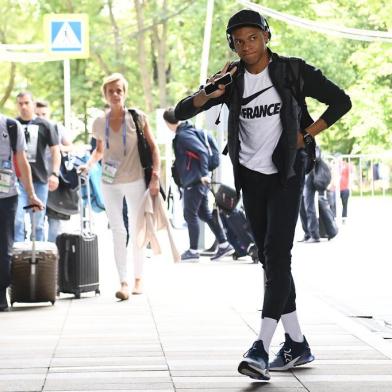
239 0 392 43
0 44 62 63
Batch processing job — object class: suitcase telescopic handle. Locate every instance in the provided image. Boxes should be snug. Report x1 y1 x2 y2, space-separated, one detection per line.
23 205 40 264
77 173 93 236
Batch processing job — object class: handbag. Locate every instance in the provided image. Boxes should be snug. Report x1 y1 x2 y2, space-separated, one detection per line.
128 108 153 186
46 181 79 217
128 108 166 200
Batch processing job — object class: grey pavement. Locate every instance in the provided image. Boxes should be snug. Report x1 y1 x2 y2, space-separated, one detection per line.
1 196 391 391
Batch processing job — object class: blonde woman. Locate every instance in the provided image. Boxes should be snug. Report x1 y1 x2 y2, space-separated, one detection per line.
81 73 160 300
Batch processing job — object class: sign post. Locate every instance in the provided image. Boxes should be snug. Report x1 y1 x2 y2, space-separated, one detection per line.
44 14 89 130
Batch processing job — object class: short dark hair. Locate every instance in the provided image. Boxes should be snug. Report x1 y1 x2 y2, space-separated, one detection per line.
163 107 178 125
35 100 49 108
16 91 34 100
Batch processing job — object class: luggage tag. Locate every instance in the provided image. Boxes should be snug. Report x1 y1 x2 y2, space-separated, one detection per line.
102 160 119 184
0 160 12 193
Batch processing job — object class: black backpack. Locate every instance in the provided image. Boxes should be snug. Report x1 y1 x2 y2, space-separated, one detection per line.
313 159 331 192
194 129 220 172
6 119 18 153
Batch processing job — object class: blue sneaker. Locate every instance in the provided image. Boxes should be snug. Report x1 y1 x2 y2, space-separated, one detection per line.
269 333 315 371
238 340 270 380
181 249 200 263
210 243 234 261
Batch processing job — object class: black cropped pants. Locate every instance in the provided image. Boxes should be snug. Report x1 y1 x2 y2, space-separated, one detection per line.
239 154 305 320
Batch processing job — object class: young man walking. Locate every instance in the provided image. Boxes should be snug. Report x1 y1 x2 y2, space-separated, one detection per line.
163 108 234 262
175 9 351 380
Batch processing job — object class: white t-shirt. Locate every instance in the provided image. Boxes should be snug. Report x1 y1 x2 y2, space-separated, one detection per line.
239 66 283 174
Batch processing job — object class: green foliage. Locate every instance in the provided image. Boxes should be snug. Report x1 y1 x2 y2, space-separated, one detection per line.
0 0 390 154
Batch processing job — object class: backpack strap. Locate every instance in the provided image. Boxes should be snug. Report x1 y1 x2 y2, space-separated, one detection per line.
6 118 18 153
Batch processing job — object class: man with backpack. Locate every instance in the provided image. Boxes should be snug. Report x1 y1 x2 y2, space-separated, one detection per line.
14 92 60 242
0 113 44 311
174 9 351 381
163 107 234 262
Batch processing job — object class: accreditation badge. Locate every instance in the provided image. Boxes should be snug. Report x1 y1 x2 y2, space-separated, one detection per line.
102 160 119 184
0 166 12 194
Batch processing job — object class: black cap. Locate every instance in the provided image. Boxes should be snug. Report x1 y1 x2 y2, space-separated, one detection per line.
226 9 268 34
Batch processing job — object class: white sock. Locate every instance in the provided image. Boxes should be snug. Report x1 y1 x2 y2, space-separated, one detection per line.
218 241 229 248
257 317 278 353
189 248 198 254
281 311 304 343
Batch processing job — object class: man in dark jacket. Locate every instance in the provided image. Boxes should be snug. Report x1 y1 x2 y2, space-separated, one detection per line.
174 9 351 381
163 108 233 262
0 113 44 311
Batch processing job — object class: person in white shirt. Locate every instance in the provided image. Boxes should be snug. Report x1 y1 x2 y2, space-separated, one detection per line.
80 73 160 300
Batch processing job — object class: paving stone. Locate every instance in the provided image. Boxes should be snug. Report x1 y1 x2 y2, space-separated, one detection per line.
172 375 302 388
0 358 51 369
0 374 45 392
43 382 174 391
299 382 392 392
176 389 306 392
51 356 167 368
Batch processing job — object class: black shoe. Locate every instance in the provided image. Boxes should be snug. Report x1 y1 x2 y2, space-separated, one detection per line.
200 240 218 256
269 333 315 371
238 340 270 380
0 290 8 312
210 243 235 261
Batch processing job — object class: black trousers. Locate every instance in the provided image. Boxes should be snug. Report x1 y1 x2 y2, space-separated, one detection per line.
0 195 18 292
239 155 305 320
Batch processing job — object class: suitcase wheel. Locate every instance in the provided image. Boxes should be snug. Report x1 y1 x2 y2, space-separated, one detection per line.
232 253 239 260
75 292 81 299
95 289 100 296
51 301 55 305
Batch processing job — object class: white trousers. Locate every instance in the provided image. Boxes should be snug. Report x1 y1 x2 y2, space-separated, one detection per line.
101 179 146 283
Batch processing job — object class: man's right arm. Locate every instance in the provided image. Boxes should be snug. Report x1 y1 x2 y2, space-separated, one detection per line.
175 89 223 121
15 151 44 210
175 62 238 121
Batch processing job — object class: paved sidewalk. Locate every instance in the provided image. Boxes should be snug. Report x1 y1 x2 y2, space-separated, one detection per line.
1 197 392 391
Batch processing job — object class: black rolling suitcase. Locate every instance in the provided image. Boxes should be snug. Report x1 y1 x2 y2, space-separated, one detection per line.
56 174 100 298
318 194 338 240
220 208 258 262
10 207 58 306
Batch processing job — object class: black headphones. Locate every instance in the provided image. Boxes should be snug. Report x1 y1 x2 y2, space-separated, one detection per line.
226 11 271 51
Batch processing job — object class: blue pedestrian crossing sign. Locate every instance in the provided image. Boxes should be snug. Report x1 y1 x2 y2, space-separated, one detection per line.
44 14 89 59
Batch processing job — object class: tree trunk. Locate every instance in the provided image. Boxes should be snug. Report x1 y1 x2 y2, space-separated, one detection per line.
0 62 16 109
152 0 168 108
108 0 126 75
134 0 153 112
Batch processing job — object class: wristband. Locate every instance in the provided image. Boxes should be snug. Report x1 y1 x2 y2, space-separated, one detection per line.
301 131 314 146
51 172 59 178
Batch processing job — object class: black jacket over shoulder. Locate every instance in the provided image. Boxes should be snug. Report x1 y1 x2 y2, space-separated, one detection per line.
174 49 352 193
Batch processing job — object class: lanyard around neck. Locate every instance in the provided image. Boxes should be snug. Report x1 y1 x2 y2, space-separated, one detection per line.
105 110 127 156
